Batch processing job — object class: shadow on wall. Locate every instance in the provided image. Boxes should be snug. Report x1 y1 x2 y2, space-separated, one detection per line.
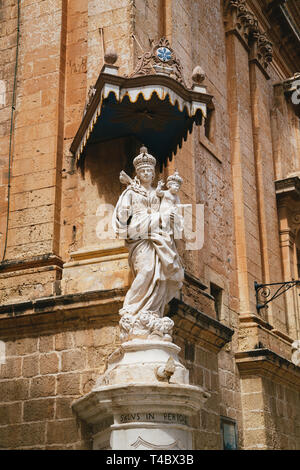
75 137 142 248
83 136 142 205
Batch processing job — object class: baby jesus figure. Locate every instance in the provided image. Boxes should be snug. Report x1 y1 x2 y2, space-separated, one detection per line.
156 170 184 238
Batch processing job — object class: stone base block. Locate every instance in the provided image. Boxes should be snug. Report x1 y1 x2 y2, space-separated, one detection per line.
72 339 210 450
73 382 209 450
96 339 189 387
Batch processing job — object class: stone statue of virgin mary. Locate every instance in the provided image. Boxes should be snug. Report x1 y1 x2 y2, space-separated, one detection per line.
113 147 184 342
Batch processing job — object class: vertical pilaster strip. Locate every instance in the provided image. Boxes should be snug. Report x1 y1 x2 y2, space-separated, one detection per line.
128 0 137 72
159 0 166 38
225 30 252 314
53 0 67 257
164 0 173 42
168 0 199 276
0 0 20 261
248 63 273 324
271 85 285 181
248 54 289 330
223 0 279 319
60 0 88 258
5 0 69 261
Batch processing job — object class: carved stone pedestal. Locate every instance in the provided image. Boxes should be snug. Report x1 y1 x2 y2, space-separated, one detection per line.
72 340 210 450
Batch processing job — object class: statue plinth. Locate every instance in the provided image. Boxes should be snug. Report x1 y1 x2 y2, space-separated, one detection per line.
72 339 210 450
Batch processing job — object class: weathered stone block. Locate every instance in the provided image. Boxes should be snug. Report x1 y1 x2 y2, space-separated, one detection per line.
55 332 74 351
0 402 22 425
0 379 29 402
0 422 46 448
56 372 80 396
46 419 79 445
23 398 55 422
61 350 86 372
39 335 54 353
0 357 22 379
22 354 39 378
6 338 38 357
30 376 56 398
40 353 59 375
55 397 76 419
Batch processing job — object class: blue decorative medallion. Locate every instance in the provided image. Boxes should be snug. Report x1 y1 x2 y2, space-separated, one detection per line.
156 47 172 63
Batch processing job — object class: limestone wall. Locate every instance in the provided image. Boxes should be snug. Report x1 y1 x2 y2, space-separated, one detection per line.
0 0 300 450
240 375 300 449
0 323 119 449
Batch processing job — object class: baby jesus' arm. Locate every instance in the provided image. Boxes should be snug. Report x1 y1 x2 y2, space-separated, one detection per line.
156 180 165 198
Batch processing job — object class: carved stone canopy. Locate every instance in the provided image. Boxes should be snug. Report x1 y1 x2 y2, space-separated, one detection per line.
70 38 213 168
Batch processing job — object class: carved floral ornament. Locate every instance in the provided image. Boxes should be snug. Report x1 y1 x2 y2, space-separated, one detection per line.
129 37 187 88
223 0 273 70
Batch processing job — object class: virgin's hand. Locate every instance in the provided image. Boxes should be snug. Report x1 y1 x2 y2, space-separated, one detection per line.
118 208 130 223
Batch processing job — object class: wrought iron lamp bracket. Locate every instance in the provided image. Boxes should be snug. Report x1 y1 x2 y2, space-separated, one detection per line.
255 280 300 313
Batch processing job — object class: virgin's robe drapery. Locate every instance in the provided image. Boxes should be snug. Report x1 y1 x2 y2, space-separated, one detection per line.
113 185 184 318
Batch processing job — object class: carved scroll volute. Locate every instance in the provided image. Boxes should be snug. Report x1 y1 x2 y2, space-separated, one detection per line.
255 32 273 69
276 199 295 249
290 212 300 233
249 30 273 70
223 0 273 70
223 0 245 33
279 204 300 246
224 0 254 36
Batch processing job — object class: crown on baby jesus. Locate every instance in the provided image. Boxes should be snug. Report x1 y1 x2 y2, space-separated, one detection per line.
167 170 183 186
133 146 157 171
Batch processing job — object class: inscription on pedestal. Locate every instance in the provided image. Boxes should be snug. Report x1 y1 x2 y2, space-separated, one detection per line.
118 412 188 426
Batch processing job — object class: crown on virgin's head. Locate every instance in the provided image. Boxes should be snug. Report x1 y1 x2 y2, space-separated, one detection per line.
133 146 157 171
167 170 183 185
